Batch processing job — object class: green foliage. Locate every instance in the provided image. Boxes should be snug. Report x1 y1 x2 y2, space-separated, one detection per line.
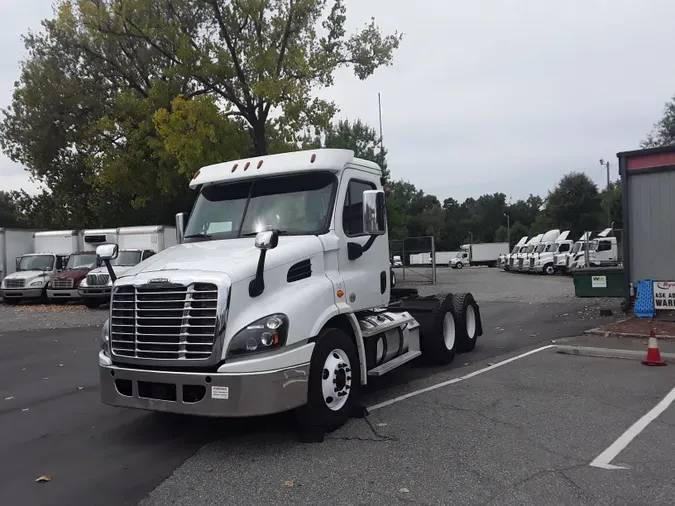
642 95 675 147
0 191 25 228
544 172 603 238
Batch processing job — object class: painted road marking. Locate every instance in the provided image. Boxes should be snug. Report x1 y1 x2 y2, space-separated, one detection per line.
590 385 675 470
367 345 556 412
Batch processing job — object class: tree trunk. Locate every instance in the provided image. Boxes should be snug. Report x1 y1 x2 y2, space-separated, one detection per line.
250 119 268 155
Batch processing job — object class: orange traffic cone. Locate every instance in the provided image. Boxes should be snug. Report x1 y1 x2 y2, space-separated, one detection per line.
642 330 667 366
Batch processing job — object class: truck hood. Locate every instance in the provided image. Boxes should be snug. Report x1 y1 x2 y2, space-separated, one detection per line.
53 269 90 281
88 265 135 277
3 271 50 286
119 236 323 283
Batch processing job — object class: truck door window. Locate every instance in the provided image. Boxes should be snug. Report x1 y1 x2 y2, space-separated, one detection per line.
598 240 611 252
343 180 376 236
559 243 570 253
143 250 156 260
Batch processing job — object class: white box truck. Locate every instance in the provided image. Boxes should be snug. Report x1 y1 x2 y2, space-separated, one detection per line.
0 228 37 283
79 225 177 308
450 242 510 268
94 149 485 438
1 230 82 304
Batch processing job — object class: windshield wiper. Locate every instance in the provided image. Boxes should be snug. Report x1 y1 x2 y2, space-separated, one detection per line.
183 233 212 241
241 230 289 238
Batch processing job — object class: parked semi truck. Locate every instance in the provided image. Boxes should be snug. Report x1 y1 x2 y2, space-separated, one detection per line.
504 236 528 271
80 226 176 309
0 230 81 304
0 228 37 283
95 149 484 434
450 242 509 269
530 230 571 275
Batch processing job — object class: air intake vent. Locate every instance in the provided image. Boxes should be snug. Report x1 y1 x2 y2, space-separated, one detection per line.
287 259 311 283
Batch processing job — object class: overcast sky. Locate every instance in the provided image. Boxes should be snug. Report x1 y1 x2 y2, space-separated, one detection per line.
2 0 675 203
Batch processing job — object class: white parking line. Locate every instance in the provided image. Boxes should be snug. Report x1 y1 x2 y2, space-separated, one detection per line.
367 344 556 412
590 385 675 470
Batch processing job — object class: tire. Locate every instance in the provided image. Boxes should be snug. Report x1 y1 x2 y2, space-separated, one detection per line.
419 294 457 365
296 327 361 433
453 293 480 353
84 301 101 309
391 270 396 288
543 263 555 275
3 298 19 305
456 262 463 269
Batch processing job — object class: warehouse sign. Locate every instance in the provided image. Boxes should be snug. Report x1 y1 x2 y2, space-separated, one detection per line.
653 282 675 309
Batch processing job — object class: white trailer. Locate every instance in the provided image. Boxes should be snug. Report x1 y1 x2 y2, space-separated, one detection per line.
0 228 37 282
118 225 177 252
436 251 461 266
450 242 510 268
84 228 119 248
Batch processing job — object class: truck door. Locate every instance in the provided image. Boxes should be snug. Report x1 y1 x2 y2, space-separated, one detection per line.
337 169 389 311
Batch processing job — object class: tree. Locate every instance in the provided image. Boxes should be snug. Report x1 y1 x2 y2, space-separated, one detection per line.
0 191 25 228
642 95 675 147
76 0 403 154
545 172 602 238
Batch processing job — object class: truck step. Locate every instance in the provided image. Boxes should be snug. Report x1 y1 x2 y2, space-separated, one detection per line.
367 350 422 377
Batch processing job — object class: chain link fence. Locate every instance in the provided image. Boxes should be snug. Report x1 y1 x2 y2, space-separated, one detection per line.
389 236 437 285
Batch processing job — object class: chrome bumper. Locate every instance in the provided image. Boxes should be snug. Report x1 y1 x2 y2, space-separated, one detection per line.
1 288 43 299
79 287 111 300
47 289 80 299
99 354 310 417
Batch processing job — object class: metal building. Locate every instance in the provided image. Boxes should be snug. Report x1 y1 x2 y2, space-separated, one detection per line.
617 145 675 301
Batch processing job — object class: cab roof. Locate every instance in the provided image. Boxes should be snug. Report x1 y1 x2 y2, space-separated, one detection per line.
190 149 382 189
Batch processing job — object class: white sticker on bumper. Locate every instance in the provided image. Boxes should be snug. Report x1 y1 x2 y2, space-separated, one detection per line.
211 386 229 400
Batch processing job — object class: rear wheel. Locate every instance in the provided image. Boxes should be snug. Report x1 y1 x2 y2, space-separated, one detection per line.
297 327 361 433
420 294 457 365
453 293 480 353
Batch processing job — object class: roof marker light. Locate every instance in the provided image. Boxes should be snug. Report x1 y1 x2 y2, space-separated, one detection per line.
244 162 250 171
193 169 201 180
310 154 316 163
231 163 238 173
257 160 263 169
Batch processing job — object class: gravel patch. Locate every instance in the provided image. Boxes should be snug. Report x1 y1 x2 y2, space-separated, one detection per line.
0 302 108 332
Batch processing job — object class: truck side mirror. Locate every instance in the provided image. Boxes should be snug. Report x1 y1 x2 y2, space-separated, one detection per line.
255 230 279 250
15 257 20 270
175 212 187 244
362 190 386 236
97 244 118 261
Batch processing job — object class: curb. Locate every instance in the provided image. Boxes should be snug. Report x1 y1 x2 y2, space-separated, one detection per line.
582 328 675 340
556 345 675 361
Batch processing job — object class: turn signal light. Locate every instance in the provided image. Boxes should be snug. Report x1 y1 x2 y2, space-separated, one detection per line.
337 290 344 298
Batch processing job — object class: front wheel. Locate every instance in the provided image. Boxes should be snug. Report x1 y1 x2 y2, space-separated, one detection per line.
296 327 361 433
544 263 555 275
391 270 396 288
3 298 19 305
84 301 101 309
455 262 463 269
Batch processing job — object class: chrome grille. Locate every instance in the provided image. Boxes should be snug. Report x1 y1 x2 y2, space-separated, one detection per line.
87 273 110 286
5 279 25 288
52 278 74 289
529 258 535 268
110 282 218 360
518 258 524 269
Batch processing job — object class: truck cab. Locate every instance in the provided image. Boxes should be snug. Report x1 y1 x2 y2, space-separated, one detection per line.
567 232 594 272
1 253 69 304
516 235 541 272
46 251 100 303
79 248 156 308
587 228 620 267
505 236 528 271
530 229 566 275
95 149 484 435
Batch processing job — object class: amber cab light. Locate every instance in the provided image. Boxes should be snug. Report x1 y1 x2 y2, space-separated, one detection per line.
257 160 264 169
310 154 316 163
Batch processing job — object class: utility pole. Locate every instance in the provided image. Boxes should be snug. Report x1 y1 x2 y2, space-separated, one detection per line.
599 159 611 227
378 93 384 156
504 213 510 247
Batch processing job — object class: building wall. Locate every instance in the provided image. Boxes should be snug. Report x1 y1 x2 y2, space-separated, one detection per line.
627 169 675 284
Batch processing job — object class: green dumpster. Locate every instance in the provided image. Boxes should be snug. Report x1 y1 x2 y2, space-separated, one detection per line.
573 267 628 298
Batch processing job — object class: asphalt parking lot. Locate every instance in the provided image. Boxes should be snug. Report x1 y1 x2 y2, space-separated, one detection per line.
3 267 661 506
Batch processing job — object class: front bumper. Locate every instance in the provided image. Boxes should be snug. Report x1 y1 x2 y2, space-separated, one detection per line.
99 352 310 417
79 287 112 301
1 287 44 300
47 288 80 300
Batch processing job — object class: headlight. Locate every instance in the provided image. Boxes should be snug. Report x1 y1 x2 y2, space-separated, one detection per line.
30 279 46 287
227 314 289 358
100 319 110 353
79 279 88 288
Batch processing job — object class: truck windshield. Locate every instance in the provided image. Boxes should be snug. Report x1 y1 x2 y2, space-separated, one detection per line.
547 244 558 252
184 172 336 241
66 253 97 270
571 242 587 254
535 244 546 253
510 246 520 254
18 255 54 271
112 251 142 266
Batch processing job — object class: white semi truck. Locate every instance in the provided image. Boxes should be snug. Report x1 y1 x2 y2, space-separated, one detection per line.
79 225 176 309
503 236 528 271
1 230 82 304
95 149 484 435
530 230 571 275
